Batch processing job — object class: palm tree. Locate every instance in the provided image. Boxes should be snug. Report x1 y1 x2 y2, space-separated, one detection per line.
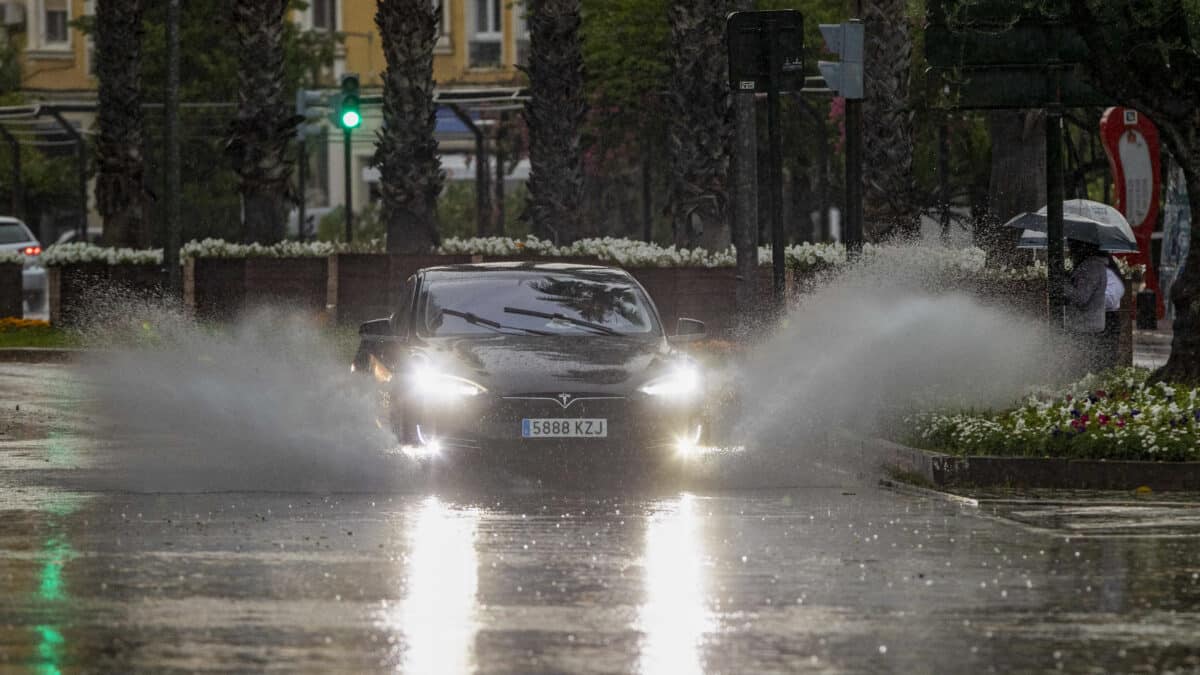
95 0 147 248
666 0 732 250
862 0 917 239
375 0 443 253
522 0 588 244
227 0 297 244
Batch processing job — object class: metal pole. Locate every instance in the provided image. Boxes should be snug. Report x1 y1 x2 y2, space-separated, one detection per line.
47 109 87 242
1 128 22 221
297 136 307 240
343 127 353 243
938 117 951 244
844 97 863 253
164 0 182 296
1046 108 1066 328
448 104 490 237
641 150 652 242
495 114 507 237
733 90 759 311
766 21 785 300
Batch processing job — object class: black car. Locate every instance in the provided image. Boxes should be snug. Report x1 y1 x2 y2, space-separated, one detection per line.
352 262 708 474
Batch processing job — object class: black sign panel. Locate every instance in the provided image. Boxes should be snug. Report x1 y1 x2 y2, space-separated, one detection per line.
727 10 805 94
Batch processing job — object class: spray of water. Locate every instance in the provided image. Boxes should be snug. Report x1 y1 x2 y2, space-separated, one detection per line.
707 244 1070 485
76 292 411 492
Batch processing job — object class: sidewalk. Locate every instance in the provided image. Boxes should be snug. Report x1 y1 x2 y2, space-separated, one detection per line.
1134 318 1173 369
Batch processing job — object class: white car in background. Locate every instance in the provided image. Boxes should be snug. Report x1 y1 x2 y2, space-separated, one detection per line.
0 217 46 310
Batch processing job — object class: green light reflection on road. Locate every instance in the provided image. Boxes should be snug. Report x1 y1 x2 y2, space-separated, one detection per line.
34 625 64 675
31 494 79 673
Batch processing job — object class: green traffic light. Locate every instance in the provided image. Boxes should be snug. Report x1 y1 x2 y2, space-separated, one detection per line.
341 110 361 129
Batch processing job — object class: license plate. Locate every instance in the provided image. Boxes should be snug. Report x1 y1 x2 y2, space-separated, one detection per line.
522 418 608 438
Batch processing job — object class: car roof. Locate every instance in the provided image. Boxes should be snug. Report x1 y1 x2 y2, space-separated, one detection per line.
421 261 633 279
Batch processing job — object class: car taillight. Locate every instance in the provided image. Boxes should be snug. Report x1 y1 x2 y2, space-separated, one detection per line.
22 246 41 256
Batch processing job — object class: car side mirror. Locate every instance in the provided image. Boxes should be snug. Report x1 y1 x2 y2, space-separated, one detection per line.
359 318 400 341
668 317 706 345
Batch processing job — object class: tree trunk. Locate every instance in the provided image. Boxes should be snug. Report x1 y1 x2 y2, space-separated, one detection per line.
862 0 916 239
982 110 1046 264
666 0 732 250
95 0 147 248
523 0 588 244
1157 145 1200 383
376 0 443 253
229 0 295 245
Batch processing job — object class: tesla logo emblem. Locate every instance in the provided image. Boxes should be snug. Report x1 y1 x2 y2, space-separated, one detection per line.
556 393 573 407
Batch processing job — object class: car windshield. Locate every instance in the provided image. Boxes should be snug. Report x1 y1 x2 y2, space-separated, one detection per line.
0 222 33 245
419 270 659 337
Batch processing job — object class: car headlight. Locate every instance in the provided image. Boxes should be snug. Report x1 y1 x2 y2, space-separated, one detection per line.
410 364 487 403
639 363 702 401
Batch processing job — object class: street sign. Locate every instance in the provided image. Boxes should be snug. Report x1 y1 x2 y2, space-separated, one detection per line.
817 21 863 99
726 10 804 94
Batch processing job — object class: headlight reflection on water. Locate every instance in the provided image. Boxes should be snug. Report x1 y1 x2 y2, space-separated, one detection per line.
638 494 712 675
388 497 479 675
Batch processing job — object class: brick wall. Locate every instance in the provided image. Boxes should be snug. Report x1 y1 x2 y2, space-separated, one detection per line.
0 263 21 318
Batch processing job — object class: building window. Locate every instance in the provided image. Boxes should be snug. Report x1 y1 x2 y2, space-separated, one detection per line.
311 0 337 32
514 1 529 66
43 0 69 46
433 0 451 50
468 0 502 68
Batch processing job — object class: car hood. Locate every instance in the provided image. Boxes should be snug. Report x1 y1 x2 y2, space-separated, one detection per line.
420 335 672 396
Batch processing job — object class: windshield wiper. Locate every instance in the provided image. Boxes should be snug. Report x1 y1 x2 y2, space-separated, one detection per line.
502 306 619 335
439 308 551 336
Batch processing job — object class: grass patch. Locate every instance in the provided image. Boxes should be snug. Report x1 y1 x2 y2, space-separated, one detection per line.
0 319 80 349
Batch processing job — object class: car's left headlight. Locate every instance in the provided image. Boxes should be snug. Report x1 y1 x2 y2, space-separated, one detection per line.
639 363 703 401
409 365 487 403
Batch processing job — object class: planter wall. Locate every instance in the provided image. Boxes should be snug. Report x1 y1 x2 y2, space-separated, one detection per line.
48 263 165 326
0 262 21 318
185 257 328 321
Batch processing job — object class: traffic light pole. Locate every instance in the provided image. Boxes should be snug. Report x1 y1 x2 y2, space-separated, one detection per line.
765 20 786 300
844 95 863 254
343 127 353 243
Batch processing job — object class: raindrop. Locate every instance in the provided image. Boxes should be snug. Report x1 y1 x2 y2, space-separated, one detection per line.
879 645 888 655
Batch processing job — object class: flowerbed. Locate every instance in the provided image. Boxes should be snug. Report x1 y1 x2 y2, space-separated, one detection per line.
0 250 24 265
0 318 74 348
906 368 1200 461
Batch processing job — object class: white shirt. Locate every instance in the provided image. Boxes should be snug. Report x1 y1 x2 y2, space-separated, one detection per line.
1105 268 1124 312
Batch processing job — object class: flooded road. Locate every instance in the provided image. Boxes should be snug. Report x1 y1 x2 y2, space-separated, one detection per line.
3 364 1200 673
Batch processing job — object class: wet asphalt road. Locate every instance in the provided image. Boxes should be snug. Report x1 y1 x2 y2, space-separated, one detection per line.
3 364 1200 674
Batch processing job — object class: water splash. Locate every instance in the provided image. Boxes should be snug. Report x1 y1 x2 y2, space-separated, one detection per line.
76 294 411 492
715 243 1069 483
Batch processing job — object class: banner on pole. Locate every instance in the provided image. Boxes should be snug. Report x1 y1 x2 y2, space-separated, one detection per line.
1099 106 1163 317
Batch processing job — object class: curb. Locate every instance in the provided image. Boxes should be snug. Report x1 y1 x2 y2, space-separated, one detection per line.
862 436 1200 492
0 348 85 364
877 478 979 507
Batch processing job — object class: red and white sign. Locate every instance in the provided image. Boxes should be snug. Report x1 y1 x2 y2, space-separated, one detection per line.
1100 107 1163 316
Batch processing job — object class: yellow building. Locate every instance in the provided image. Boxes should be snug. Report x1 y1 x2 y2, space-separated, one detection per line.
0 0 527 233
5 0 95 97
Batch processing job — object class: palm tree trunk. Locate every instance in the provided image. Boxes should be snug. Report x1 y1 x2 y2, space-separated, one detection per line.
667 0 732 250
862 0 916 239
375 0 443 253
95 0 147 248
229 0 295 244
523 0 588 244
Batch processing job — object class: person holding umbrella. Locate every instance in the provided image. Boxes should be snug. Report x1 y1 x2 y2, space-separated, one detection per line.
1063 239 1109 372
1005 199 1140 374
